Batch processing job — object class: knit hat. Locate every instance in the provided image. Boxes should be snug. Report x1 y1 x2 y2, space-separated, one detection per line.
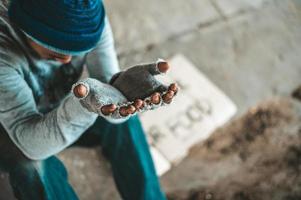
8 0 106 55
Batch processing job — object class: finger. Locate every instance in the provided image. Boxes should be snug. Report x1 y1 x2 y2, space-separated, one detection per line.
73 83 88 98
150 92 161 104
157 61 170 73
126 105 136 114
119 106 129 117
133 99 144 110
162 90 175 104
101 104 117 116
168 83 178 94
144 60 169 75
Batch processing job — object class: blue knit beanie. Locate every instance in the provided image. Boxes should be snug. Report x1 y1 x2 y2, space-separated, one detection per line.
8 0 106 55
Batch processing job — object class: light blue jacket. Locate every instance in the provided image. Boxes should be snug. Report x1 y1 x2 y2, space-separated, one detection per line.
0 2 120 160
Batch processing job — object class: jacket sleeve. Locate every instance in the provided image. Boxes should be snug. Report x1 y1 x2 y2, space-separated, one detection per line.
86 17 120 83
0 65 98 160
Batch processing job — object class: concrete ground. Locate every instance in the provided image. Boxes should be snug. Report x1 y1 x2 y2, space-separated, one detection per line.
57 1 301 200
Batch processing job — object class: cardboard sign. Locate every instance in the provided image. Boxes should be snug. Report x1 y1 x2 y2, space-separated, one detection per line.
140 54 237 175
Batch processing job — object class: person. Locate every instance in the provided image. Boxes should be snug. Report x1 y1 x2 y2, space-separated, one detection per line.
0 0 176 199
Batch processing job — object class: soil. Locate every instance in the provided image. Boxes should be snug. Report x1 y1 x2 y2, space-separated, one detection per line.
165 98 301 200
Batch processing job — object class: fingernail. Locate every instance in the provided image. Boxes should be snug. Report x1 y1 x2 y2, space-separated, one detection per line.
101 107 109 115
101 104 117 115
134 99 144 109
107 104 117 112
169 83 178 93
119 107 128 116
151 92 161 104
163 98 172 104
73 84 88 98
163 91 174 104
157 61 169 73
166 91 175 97
127 105 136 114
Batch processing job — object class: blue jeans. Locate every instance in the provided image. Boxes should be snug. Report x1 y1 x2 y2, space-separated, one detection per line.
0 116 166 200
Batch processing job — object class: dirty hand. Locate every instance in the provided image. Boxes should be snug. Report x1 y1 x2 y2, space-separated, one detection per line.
71 59 178 119
71 74 177 119
109 59 178 106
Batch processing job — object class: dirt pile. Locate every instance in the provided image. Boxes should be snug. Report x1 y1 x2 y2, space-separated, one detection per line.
165 98 301 200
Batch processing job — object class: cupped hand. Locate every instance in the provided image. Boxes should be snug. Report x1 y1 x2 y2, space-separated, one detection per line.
109 59 179 105
72 60 179 119
71 76 178 119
